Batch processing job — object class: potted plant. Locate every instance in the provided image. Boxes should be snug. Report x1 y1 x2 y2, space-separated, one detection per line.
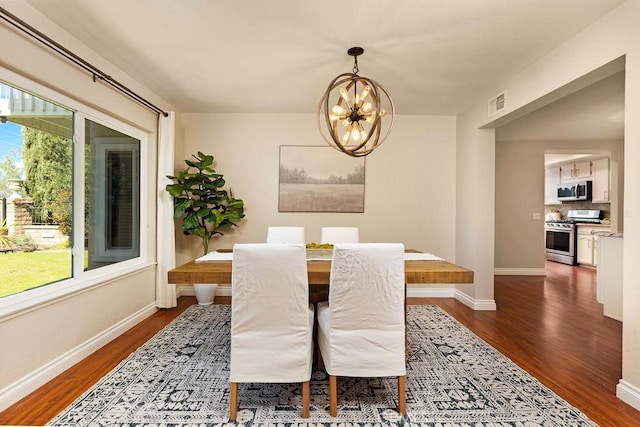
166 151 245 304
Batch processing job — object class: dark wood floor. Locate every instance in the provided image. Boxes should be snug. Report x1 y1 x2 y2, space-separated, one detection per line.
1 261 639 426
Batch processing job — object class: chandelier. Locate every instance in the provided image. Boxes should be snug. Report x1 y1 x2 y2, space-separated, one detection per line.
318 47 395 157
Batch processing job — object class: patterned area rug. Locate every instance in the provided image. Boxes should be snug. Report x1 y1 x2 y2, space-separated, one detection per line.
48 305 597 426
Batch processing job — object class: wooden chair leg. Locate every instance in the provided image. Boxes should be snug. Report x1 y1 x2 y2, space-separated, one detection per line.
229 382 238 421
302 380 310 418
397 375 406 415
329 375 338 417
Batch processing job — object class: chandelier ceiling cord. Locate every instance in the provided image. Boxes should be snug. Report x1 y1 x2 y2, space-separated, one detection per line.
318 47 395 157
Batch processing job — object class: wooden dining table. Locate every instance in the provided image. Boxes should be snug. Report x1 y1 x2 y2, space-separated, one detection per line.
167 249 474 286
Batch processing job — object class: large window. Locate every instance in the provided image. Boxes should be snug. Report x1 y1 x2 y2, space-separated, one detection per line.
85 121 140 270
0 79 144 299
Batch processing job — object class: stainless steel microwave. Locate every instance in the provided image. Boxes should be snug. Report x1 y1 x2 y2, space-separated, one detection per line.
557 181 592 201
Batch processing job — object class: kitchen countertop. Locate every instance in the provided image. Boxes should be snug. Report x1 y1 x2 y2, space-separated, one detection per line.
576 223 611 228
599 233 623 238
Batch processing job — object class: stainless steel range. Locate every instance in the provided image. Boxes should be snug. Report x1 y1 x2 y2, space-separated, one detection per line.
545 209 602 265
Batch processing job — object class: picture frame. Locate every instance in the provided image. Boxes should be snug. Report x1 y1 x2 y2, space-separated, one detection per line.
278 145 365 212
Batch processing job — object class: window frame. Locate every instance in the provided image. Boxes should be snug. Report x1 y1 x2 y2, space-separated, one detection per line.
90 137 141 263
0 66 153 319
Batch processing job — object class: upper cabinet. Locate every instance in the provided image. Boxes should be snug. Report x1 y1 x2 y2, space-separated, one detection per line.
560 161 592 182
546 156 611 203
545 166 561 205
592 158 610 203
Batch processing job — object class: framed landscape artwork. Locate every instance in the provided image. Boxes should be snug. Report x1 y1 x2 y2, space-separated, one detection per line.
279 145 365 212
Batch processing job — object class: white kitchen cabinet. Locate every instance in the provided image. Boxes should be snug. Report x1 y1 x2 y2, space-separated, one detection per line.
560 161 592 182
577 225 610 266
545 166 561 205
577 231 594 265
574 161 592 179
592 158 610 202
559 164 573 181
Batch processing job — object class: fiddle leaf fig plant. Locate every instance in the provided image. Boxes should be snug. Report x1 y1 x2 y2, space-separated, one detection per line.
166 152 245 255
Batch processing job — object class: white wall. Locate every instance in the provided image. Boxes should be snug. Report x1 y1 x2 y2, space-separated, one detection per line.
457 0 640 409
455 110 496 309
0 269 156 407
0 2 170 410
175 113 458 267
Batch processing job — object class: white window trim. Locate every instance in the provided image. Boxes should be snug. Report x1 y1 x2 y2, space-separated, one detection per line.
0 261 155 321
0 65 154 320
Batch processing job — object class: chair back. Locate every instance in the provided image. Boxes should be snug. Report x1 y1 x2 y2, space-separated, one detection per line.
320 227 359 244
326 243 406 375
266 226 305 244
230 243 312 382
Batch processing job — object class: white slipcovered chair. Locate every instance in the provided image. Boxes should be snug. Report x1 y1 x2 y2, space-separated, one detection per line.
320 227 359 244
229 243 315 420
317 243 406 417
266 226 306 244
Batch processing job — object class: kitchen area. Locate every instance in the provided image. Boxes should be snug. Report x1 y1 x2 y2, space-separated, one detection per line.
545 154 623 321
495 68 625 323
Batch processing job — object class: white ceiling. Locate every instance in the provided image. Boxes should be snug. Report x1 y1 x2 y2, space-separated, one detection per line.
496 70 625 143
21 0 624 115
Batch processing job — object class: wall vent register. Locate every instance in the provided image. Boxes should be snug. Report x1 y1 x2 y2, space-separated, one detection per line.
488 90 507 116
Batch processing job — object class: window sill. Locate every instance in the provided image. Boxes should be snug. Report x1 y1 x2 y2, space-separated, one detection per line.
0 261 156 321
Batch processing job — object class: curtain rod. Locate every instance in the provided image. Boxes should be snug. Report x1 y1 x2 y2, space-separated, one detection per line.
0 6 169 117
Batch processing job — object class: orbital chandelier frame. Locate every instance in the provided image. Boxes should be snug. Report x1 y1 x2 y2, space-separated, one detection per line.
318 47 395 157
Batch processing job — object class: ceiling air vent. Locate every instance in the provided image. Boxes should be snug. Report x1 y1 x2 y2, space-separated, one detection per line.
488 90 507 117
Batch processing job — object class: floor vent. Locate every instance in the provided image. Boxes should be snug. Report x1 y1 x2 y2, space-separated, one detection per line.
488 90 507 117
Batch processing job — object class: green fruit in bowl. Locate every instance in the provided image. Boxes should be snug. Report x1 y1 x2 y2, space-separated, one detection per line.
306 243 333 249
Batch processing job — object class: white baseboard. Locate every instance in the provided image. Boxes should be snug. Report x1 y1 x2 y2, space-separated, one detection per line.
494 268 546 276
180 284 458 299
0 303 157 412
455 290 497 311
407 285 455 298
617 379 640 411
178 284 231 297
216 285 232 296
177 284 194 297
180 285 495 309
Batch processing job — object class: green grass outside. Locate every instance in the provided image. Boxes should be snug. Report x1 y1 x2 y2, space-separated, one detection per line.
0 250 80 298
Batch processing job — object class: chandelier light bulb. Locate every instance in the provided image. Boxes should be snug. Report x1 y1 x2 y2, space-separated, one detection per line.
360 85 370 100
339 88 352 108
351 125 360 141
332 105 347 116
357 123 367 141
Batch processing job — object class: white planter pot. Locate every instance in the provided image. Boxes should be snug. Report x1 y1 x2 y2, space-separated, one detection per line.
193 283 218 306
